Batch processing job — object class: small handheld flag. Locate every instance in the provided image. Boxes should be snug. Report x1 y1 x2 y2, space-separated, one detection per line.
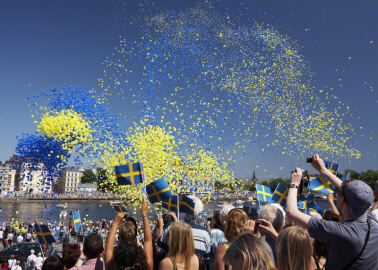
162 196 178 212
243 206 258 215
309 175 334 194
256 184 272 202
271 184 289 207
48 246 59 257
178 194 195 216
324 161 339 175
146 178 173 204
113 205 128 214
115 163 143 186
34 224 56 244
306 194 315 208
342 171 353 181
73 211 82 232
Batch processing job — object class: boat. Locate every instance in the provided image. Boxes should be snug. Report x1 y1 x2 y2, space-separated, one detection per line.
314 194 327 200
109 200 123 205
56 204 68 208
235 200 244 204
59 211 67 219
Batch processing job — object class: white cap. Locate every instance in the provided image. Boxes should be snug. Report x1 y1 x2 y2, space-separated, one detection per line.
31 250 35 254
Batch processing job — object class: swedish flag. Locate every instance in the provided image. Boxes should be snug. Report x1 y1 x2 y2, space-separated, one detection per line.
34 224 56 244
271 184 289 207
114 205 128 214
324 161 339 175
309 175 334 194
146 178 173 204
162 196 178 212
307 203 326 216
178 194 195 216
256 184 272 202
342 171 353 181
48 246 59 257
306 194 315 208
297 199 307 210
115 163 143 186
73 211 82 232
243 206 258 215
333 193 337 207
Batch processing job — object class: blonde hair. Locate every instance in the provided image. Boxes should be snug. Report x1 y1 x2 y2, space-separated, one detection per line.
276 226 313 270
168 222 195 270
224 208 248 242
223 233 276 270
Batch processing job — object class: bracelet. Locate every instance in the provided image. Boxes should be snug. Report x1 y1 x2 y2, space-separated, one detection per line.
78 257 86 261
143 216 148 219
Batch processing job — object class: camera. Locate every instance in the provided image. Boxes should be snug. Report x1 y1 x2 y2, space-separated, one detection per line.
291 158 319 194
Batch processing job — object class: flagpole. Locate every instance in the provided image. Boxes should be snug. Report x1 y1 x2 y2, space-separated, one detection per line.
78 210 85 241
176 194 179 221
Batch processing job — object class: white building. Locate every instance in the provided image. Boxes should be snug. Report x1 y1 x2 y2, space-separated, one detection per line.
0 161 16 193
57 166 85 193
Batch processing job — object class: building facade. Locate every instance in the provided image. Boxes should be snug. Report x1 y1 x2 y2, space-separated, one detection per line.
57 166 85 193
0 161 16 193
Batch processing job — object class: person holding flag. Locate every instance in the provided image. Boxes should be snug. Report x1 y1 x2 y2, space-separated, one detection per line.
286 154 378 270
156 195 211 268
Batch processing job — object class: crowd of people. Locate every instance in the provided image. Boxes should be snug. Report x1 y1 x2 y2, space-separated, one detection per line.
1 154 378 270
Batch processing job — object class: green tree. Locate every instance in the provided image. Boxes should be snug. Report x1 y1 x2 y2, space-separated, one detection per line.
81 170 97 184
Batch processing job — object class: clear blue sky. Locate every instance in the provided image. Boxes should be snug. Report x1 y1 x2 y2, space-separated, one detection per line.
0 0 377 179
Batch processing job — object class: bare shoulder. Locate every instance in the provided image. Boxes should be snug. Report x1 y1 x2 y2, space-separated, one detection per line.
215 243 227 256
191 254 200 270
159 258 173 270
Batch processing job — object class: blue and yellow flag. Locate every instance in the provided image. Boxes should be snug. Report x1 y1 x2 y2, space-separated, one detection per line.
146 178 173 204
324 161 339 175
243 206 258 215
297 199 307 210
73 211 82 232
342 171 353 181
333 193 337 207
34 224 56 244
47 246 59 257
115 163 143 186
113 205 128 214
271 184 289 207
309 175 334 194
178 194 195 215
256 184 272 202
307 203 326 216
306 194 315 208
162 196 178 212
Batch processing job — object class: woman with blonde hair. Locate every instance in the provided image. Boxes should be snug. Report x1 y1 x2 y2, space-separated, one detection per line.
223 233 276 270
215 208 248 270
159 222 199 270
275 226 314 270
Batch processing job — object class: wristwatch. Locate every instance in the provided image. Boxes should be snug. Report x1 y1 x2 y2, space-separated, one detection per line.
78 257 86 262
290 183 299 189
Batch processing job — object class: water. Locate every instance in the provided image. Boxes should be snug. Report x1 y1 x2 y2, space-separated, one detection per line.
0 199 331 223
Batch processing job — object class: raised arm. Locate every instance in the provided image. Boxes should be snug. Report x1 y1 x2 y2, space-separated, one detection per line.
286 169 311 229
142 200 153 270
326 193 340 216
105 213 124 265
311 154 343 190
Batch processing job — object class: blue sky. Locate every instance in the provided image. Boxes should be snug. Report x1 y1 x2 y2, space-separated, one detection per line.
0 0 377 179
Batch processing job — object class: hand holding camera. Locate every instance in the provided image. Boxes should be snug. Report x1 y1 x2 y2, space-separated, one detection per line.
311 154 327 173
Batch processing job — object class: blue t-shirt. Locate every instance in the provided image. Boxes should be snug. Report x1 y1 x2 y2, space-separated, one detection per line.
308 212 378 270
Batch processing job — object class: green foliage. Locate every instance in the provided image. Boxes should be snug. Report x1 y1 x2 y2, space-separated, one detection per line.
262 178 290 191
81 169 96 184
341 169 378 190
81 167 116 192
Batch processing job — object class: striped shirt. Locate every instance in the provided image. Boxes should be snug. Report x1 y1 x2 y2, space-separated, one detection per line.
156 221 211 261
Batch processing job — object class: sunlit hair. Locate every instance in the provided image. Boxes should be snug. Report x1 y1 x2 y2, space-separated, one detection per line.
119 220 137 241
220 204 235 226
182 195 203 222
259 204 285 233
224 208 248 242
107 241 149 270
223 233 276 270
276 226 312 270
168 222 195 270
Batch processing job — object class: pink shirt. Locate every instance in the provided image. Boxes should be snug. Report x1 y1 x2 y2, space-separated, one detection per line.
68 258 104 270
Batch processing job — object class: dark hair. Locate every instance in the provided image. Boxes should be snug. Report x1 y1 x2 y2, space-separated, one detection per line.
83 233 104 259
42 255 64 270
162 214 175 229
107 241 149 270
212 211 223 227
62 244 81 269
20 252 24 256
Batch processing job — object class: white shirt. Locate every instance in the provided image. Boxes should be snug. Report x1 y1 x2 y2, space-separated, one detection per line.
34 256 44 269
16 235 23 243
372 209 378 219
8 233 14 240
11 265 22 270
26 233 32 240
7 259 16 269
0 231 3 239
27 254 37 266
